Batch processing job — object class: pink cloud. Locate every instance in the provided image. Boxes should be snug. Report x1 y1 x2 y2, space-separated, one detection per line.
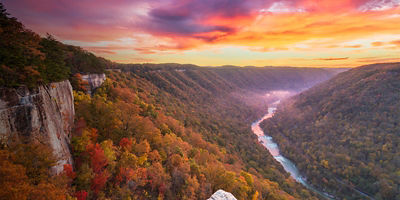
4 0 400 43
2 0 400 62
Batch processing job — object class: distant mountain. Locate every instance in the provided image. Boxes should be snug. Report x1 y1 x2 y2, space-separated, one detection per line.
119 63 345 92
261 63 400 199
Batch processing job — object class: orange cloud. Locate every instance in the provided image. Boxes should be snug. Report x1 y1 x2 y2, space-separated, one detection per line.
390 40 400 46
344 45 362 48
372 41 384 46
212 8 400 50
316 57 349 61
84 45 134 55
357 57 400 63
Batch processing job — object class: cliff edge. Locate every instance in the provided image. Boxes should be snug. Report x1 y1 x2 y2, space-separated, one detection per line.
0 80 74 174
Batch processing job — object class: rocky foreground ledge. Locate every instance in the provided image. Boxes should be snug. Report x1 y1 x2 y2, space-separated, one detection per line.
208 190 237 200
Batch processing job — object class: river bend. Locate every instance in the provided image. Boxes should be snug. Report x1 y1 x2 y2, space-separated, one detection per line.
251 100 334 200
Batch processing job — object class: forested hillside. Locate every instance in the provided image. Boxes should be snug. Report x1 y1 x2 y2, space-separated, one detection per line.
118 64 343 123
68 71 306 199
261 63 400 200
60 64 341 199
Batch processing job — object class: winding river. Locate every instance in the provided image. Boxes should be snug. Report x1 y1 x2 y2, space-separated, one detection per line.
251 99 334 200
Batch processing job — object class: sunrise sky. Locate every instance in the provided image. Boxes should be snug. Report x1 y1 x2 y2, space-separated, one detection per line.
3 0 400 67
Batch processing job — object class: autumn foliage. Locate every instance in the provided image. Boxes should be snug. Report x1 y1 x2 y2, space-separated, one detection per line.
75 190 88 200
66 71 314 200
0 145 69 200
119 138 133 151
86 143 108 174
63 164 76 179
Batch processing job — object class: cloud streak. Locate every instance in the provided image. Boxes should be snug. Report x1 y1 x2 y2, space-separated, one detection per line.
316 57 350 61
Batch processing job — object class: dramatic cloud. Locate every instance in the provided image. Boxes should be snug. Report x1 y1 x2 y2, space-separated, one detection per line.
3 0 400 67
390 40 400 46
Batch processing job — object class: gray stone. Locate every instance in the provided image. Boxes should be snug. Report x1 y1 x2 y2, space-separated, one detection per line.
208 190 237 200
81 73 106 94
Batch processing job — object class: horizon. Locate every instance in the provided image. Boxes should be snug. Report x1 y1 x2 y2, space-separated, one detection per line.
3 0 400 68
117 62 354 69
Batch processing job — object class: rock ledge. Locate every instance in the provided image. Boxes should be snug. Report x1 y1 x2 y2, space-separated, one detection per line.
208 190 237 200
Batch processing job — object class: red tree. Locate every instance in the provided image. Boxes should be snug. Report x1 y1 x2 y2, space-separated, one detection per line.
86 143 108 173
91 170 110 195
119 138 133 151
75 190 88 200
63 164 76 179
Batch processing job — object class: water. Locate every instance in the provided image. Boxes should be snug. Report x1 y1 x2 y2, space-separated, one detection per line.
251 100 334 200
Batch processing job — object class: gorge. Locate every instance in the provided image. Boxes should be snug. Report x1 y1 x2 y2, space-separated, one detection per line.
2 3 399 199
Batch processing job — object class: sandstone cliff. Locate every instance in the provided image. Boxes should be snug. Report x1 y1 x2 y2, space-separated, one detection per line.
81 73 106 94
0 80 74 174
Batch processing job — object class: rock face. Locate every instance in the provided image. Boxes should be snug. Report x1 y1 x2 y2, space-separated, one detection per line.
208 190 237 200
0 80 74 174
81 73 106 94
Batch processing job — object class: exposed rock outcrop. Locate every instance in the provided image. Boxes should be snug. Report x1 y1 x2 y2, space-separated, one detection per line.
0 80 74 174
208 190 237 200
81 73 106 94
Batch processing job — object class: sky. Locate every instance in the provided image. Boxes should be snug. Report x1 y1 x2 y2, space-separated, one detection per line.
3 0 400 67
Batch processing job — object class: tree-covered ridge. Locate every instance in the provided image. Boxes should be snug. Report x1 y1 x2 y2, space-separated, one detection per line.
119 63 344 92
261 63 400 200
0 3 112 88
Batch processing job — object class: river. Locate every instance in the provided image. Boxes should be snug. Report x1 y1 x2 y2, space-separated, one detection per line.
251 99 334 200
